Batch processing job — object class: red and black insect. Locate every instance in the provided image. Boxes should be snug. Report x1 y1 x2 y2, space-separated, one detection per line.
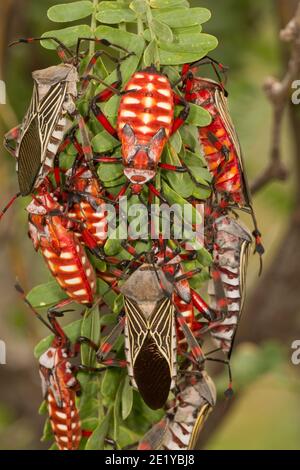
27 186 98 310
90 66 190 200
95 241 215 410
1 36 133 219
15 284 107 451
63 163 109 256
138 370 216 450
182 60 264 258
207 215 252 358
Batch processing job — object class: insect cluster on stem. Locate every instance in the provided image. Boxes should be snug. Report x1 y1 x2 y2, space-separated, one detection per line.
1 0 264 451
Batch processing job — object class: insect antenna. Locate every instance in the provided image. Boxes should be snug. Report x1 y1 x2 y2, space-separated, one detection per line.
0 192 21 222
15 282 56 335
9 37 73 61
205 355 233 398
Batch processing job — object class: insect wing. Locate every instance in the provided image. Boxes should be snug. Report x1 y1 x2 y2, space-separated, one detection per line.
17 81 67 195
38 82 67 156
188 403 212 450
125 297 176 410
124 297 149 364
215 87 252 206
138 419 168 450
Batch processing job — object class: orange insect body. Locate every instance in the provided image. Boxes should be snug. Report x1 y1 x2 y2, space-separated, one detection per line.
67 169 108 247
39 338 82 450
117 68 174 184
27 193 97 305
186 78 248 206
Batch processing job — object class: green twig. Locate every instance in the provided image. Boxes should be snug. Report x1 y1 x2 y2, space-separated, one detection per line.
90 0 99 57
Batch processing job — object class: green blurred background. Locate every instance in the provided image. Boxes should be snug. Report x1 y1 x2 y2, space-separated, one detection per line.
0 0 299 450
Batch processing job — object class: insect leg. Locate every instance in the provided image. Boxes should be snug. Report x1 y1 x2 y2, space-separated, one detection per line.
48 298 75 316
207 131 230 161
76 115 101 182
181 57 228 88
94 156 122 164
205 356 233 398
210 264 228 318
15 282 56 334
10 37 73 62
159 163 187 173
176 310 206 364
75 337 126 369
96 314 126 362
81 50 133 91
172 93 190 134
191 289 216 321
148 183 168 204
3 125 22 157
0 193 21 222
90 87 119 137
75 37 134 64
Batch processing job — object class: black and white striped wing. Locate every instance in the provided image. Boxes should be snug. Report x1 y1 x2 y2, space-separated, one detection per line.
215 87 252 206
125 297 176 410
17 82 67 195
149 297 175 368
124 297 149 365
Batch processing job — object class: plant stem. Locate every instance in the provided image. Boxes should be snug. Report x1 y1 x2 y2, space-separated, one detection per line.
145 1 160 68
146 2 156 41
90 0 99 57
89 0 108 83
137 17 144 36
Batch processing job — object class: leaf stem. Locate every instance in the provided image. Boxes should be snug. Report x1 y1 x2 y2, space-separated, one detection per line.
146 2 155 42
90 0 99 56
137 17 144 36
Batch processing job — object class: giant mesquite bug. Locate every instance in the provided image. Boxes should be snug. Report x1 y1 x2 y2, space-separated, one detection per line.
95 240 217 410
138 369 216 450
90 66 191 201
27 185 98 309
181 59 264 262
63 162 109 254
1 36 134 218
15 284 109 451
207 215 252 358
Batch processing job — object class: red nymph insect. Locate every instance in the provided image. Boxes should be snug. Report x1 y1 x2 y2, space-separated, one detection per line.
91 66 190 198
138 370 216 450
182 60 264 258
207 215 252 357
15 284 107 451
27 188 97 309
64 164 109 253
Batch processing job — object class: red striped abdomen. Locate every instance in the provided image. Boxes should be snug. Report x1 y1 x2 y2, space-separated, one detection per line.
118 70 174 143
68 169 108 246
47 388 81 451
40 221 97 305
199 116 244 204
187 78 246 205
69 201 107 247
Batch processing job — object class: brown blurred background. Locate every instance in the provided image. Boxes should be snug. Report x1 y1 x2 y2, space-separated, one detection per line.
0 0 300 450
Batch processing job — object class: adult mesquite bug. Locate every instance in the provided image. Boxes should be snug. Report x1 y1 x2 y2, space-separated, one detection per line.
181 60 264 260
138 370 216 450
27 186 98 309
90 66 190 200
15 283 108 451
95 241 216 410
1 36 133 217
207 215 252 357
